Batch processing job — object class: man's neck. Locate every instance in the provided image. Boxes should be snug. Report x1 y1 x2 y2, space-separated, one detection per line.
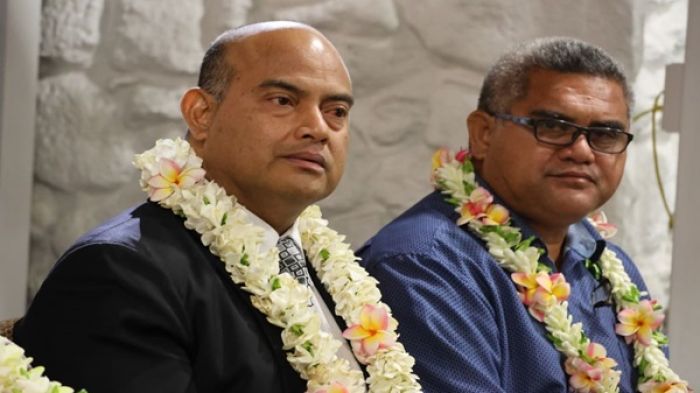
245 204 298 235
234 195 304 235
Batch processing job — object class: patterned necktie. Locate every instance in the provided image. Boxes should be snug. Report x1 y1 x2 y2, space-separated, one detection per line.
277 236 311 287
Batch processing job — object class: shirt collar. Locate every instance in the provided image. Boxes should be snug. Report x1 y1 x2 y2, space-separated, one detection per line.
239 205 303 254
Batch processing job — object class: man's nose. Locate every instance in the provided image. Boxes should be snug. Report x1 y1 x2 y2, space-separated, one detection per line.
562 132 596 162
296 105 329 141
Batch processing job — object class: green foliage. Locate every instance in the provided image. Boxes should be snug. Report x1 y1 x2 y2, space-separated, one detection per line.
302 341 314 356
653 331 669 345
621 286 641 303
584 258 602 280
290 324 304 337
271 277 281 291
516 236 536 251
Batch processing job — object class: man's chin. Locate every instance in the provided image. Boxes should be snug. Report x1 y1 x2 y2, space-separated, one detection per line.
283 183 333 207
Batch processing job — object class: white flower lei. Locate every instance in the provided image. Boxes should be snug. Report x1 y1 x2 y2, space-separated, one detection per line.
132 138 421 393
0 335 86 393
432 148 689 393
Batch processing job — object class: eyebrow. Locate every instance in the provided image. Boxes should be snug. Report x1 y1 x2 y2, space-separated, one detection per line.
529 109 626 130
258 79 354 107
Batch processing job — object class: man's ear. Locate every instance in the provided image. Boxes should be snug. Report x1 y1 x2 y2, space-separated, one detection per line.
181 88 217 142
467 110 495 160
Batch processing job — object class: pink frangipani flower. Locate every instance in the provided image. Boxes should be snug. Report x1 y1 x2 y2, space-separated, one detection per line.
342 304 396 359
147 158 205 201
564 344 618 393
313 382 349 393
512 271 570 321
587 211 618 239
431 148 451 172
457 187 492 225
638 379 691 393
456 187 510 226
615 299 664 346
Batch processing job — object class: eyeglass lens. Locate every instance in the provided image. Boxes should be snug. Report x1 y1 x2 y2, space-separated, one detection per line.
534 119 627 153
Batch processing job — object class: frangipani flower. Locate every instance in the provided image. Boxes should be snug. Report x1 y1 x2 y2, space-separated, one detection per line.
431 148 452 186
615 299 664 345
564 358 606 393
587 211 618 239
313 382 350 393
431 148 451 172
512 272 570 321
457 187 492 224
147 158 205 201
456 187 510 226
581 342 617 369
343 304 396 360
638 379 691 393
482 204 510 226
563 344 619 393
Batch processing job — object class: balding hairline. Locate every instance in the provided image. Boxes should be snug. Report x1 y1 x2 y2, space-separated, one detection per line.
198 22 325 102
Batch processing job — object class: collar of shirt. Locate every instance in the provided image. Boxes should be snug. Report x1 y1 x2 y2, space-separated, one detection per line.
238 205 304 256
238 206 363 372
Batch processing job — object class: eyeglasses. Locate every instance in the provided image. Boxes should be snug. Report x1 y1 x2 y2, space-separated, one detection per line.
491 113 634 154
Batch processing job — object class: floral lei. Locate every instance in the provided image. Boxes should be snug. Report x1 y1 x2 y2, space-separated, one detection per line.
0 335 86 393
132 138 421 393
432 148 689 393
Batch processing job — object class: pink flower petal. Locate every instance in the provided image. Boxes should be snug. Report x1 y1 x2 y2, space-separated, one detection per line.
148 175 172 188
158 158 182 183
361 330 393 356
366 306 389 331
615 322 638 337
512 272 536 288
149 187 174 202
342 324 370 340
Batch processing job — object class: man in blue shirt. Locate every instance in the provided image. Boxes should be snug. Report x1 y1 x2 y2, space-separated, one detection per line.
359 38 684 392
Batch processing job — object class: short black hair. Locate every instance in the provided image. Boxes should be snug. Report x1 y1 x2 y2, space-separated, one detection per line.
197 31 237 102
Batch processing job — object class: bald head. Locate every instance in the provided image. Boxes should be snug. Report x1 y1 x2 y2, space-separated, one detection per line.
197 21 348 102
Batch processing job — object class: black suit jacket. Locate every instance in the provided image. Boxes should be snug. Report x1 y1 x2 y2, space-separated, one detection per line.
15 201 337 393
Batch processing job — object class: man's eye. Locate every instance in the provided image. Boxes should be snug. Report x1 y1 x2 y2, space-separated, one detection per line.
540 118 561 129
332 107 348 118
272 96 292 106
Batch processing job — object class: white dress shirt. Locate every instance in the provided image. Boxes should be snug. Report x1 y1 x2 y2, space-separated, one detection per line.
240 206 362 373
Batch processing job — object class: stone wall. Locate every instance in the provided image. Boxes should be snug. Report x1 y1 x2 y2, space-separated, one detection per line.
31 0 685 306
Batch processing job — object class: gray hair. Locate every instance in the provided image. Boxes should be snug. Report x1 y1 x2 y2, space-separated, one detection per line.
477 37 633 117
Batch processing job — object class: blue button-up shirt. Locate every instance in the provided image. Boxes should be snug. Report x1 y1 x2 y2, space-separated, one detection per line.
358 191 652 393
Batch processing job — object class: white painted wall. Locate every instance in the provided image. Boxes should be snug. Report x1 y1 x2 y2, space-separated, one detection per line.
0 0 40 319
668 0 700 385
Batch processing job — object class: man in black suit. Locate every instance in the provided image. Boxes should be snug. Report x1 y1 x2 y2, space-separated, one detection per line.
14 21 357 393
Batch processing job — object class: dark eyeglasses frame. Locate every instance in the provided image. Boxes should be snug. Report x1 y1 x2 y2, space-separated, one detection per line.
490 112 634 154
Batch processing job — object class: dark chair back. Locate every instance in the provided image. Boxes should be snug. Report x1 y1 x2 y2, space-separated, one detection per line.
0 318 18 341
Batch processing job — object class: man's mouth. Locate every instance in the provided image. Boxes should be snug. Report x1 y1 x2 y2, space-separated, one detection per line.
284 152 327 172
549 171 595 183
